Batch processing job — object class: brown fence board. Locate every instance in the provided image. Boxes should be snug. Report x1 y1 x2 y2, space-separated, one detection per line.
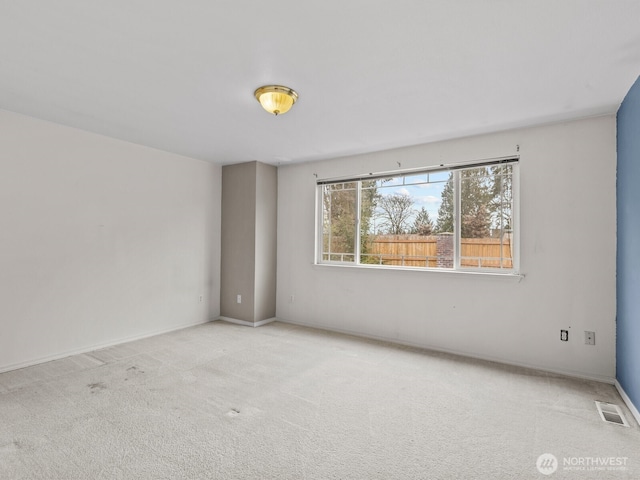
367 235 512 269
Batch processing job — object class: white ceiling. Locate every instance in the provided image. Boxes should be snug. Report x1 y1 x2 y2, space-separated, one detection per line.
1 1 639 165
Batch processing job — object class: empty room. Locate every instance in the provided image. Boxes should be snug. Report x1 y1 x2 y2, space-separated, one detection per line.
1 1 640 479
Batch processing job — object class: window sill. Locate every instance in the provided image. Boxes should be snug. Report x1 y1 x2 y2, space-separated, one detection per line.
313 262 525 281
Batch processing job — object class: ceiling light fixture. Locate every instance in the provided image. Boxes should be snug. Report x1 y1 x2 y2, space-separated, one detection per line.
254 85 298 116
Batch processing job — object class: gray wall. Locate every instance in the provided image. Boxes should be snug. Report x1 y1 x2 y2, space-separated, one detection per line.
0 109 222 372
254 162 278 322
221 161 277 324
221 162 257 322
276 116 617 382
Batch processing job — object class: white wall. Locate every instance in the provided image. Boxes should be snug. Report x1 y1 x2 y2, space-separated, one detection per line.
277 115 617 382
0 110 221 371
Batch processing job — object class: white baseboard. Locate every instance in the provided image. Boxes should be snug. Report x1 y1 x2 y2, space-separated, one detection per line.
0 318 214 375
216 316 276 328
276 318 616 385
615 380 640 427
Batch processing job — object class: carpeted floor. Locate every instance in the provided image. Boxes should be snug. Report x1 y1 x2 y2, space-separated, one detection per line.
0 320 638 479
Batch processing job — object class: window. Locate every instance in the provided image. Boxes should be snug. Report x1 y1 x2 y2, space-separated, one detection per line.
317 158 518 273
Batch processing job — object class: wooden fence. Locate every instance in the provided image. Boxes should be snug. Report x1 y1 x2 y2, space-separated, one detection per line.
365 234 512 268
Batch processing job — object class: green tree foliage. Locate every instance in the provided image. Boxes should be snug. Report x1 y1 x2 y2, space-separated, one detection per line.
376 193 415 235
489 164 513 231
322 181 379 262
435 166 513 238
435 173 454 233
411 206 434 236
359 180 380 263
462 203 490 238
460 167 494 238
322 184 357 260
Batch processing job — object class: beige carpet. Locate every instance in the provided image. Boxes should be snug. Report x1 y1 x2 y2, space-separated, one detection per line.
0 320 638 479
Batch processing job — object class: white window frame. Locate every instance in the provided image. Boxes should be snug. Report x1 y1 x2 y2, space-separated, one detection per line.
316 157 520 275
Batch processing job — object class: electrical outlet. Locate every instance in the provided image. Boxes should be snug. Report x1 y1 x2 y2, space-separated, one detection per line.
585 331 595 345
199 295 203 303
560 330 568 341
236 294 242 304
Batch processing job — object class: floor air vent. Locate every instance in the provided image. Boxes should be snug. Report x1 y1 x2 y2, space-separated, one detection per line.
595 401 630 427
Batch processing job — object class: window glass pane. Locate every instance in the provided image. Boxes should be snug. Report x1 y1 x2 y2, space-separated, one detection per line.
432 172 454 267
371 177 398 189
403 173 428 186
318 161 516 272
426 170 450 183
359 180 378 264
359 172 452 268
322 183 357 263
460 165 513 269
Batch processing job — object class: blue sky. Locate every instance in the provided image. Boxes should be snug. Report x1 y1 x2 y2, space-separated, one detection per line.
371 172 449 229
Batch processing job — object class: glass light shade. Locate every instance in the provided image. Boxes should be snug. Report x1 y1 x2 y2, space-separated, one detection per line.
254 85 298 115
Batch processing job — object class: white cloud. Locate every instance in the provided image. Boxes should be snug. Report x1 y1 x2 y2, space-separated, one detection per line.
415 195 440 204
397 187 411 196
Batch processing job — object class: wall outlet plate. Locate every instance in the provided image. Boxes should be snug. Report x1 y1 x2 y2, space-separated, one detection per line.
585 331 595 345
560 330 568 341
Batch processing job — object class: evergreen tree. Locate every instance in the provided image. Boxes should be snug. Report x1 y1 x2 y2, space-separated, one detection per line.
461 203 490 238
435 173 454 233
359 180 380 263
459 167 493 238
411 207 434 236
435 168 497 238
488 164 513 232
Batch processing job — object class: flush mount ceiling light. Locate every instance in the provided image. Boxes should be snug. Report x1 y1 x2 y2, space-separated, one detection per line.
254 85 298 116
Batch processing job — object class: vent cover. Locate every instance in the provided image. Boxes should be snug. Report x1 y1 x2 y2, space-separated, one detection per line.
595 401 630 427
